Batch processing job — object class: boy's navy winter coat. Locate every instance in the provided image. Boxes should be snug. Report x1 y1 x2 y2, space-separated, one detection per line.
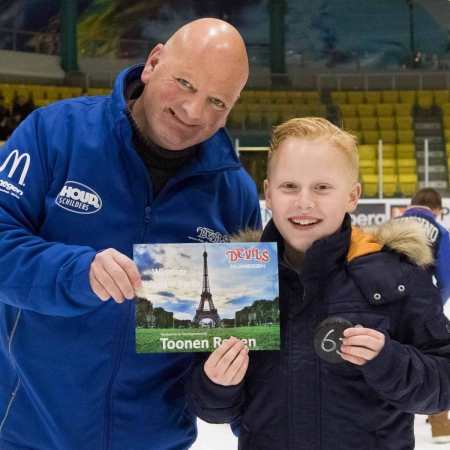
187 214 450 450
0 65 261 449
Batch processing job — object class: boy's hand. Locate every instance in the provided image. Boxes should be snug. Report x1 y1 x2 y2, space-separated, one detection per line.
204 337 249 386
340 326 385 366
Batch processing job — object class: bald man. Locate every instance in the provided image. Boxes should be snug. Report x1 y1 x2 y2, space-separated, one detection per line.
0 18 261 450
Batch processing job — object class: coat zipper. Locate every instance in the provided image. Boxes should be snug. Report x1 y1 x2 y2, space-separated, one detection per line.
0 309 22 435
102 301 131 449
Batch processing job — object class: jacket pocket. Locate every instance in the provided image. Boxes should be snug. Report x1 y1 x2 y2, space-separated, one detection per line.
424 314 450 341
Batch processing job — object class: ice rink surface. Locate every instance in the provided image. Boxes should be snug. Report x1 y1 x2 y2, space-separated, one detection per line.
192 415 450 449
192 303 450 450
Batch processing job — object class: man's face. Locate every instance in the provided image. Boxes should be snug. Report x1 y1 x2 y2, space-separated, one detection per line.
136 44 242 150
264 138 361 255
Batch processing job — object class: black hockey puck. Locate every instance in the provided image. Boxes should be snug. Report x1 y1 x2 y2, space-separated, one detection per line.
314 317 353 363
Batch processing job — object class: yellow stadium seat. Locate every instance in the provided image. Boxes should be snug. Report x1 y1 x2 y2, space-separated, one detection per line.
254 91 272 104
352 130 363 143
278 104 296 122
381 144 396 159
444 129 450 141
399 91 416 104
246 104 263 129
358 144 377 160
30 84 46 100
363 131 380 145
347 91 365 104
303 91 320 105
228 104 246 129
396 144 415 159
378 117 395 130
396 116 413 130
237 90 256 103
397 130 415 144
397 158 417 175
14 84 33 99
358 104 376 117
34 98 52 107
339 104 357 117
417 91 433 109
59 86 82 99
360 117 377 131
296 104 313 117
344 117 360 131
310 104 327 118
263 104 280 127
382 91 399 103
271 91 289 105
361 174 380 197
359 159 377 175
87 88 111 96
441 102 450 116
379 130 397 144
376 103 395 117
331 91 348 104
398 174 418 196
365 91 382 104
380 159 397 175
446 143 450 154
444 116 450 129
434 90 449 107
382 174 399 197
0 140 5 147
395 103 413 116
290 91 305 104
44 86 60 100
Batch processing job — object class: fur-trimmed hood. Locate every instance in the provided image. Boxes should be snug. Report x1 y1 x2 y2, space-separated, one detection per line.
233 217 433 268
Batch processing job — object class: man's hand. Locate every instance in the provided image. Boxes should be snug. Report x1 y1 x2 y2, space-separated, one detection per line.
340 326 385 366
204 337 249 386
89 248 142 303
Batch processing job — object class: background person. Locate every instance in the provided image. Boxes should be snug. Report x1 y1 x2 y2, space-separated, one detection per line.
400 187 450 443
0 18 261 450
187 117 450 449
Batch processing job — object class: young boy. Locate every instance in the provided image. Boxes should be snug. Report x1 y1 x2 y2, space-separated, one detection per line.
186 117 450 449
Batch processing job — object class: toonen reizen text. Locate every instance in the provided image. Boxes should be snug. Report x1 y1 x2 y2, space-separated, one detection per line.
159 337 256 350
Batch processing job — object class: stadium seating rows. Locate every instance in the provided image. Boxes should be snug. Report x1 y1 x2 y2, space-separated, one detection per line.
0 83 111 108
331 89 447 109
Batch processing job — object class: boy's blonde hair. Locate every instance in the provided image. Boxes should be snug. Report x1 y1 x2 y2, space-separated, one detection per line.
268 117 359 182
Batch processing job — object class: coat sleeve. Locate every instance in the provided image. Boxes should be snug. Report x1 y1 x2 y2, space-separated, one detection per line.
360 272 450 414
185 353 245 424
0 112 103 317
435 227 450 305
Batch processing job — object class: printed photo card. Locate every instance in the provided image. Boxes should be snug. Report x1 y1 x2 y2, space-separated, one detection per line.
134 242 280 353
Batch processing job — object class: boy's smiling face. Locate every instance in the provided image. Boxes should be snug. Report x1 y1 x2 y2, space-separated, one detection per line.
264 138 361 258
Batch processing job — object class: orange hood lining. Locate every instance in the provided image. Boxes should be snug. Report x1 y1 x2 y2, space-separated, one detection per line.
347 226 383 262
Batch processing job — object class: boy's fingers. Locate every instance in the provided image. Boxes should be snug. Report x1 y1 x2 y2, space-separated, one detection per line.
229 348 250 385
205 337 240 368
215 347 249 386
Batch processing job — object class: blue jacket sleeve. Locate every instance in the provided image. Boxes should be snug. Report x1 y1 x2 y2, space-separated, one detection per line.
436 226 450 305
0 113 103 317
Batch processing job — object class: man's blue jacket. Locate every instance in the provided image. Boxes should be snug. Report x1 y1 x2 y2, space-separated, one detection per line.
0 65 261 449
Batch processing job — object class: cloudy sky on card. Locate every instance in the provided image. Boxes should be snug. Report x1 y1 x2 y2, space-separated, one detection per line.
133 243 279 320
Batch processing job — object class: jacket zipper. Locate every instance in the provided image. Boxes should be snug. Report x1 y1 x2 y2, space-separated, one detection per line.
102 301 131 450
0 309 22 435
